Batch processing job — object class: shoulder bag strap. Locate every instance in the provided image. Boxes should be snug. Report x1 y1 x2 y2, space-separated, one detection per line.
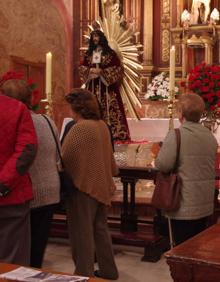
173 128 181 172
41 114 62 163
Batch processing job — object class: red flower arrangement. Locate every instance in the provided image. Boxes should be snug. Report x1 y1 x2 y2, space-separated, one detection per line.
181 63 220 113
0 70 41 111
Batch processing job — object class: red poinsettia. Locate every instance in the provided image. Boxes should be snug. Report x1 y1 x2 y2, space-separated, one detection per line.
1 70 23 81
0 71 41 111
27 77 41 110
184 63 220 113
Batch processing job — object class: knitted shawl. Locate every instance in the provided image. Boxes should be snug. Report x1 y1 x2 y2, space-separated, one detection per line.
62 119 118 205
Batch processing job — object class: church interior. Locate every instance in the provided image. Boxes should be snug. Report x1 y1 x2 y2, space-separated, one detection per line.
1 0 220 282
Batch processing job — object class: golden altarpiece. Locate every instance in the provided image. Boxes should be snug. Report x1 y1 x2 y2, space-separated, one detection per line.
72 1 220 119
171 0 220 78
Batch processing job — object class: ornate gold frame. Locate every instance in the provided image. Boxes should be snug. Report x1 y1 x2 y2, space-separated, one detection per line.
171 25 218 78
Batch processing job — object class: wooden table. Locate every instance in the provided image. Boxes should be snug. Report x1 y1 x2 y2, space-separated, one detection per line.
118 166 157 232
165 223 220 282
0 263 106 282
119 167 220 231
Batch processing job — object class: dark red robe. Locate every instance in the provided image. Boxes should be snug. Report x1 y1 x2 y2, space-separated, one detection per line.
79 50 130 141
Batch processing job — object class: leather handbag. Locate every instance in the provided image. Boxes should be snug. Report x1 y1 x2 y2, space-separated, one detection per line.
42 115 74 199
151 128 181 211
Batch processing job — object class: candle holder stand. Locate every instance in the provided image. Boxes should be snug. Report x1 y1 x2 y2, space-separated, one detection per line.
168 90 175 131
41 95 53 117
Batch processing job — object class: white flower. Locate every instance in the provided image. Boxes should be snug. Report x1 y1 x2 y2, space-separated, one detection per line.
181 9 190 23
144 72 179 100
210 8 219 21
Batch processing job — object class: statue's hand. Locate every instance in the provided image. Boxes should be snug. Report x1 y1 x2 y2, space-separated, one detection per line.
88 73 99 80
90 68 102 75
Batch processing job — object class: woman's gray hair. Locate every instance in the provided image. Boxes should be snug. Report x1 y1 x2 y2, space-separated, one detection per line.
178 93 205 122
1 79 32 108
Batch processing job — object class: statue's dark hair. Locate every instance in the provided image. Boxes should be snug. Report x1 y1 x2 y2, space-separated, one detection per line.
86 30 114 56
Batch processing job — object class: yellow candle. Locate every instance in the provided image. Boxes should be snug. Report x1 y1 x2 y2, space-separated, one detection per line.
169 46 176 95
46 52 52 98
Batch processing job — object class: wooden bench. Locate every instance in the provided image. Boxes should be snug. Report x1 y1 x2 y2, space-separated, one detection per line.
165 223 220 282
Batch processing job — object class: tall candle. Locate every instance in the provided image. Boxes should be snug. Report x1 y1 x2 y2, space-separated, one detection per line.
169 46 176 96
46 52 52 99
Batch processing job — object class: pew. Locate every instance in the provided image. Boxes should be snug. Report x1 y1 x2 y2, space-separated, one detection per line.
165 223 220 282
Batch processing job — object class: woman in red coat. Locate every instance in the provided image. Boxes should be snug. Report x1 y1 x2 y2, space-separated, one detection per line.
0 81 37 265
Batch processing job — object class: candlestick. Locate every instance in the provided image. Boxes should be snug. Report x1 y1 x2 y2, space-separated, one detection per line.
168 46 176 131
169 46 176 98
46 52 52 100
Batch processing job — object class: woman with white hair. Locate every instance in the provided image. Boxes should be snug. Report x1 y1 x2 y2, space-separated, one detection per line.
155 93 218 245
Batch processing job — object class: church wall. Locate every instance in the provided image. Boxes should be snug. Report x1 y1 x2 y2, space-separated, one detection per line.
0 0 72 130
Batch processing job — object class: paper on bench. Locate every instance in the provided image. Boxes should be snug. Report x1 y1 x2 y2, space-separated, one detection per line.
0 267 88 282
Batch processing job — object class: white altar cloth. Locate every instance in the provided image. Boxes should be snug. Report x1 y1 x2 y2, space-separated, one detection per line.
61 118 220 144
127 118 180 142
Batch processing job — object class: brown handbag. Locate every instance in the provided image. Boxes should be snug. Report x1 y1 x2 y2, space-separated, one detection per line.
151 129 181 211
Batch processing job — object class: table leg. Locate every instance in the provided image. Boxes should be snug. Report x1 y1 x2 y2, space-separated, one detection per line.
120 178 137 232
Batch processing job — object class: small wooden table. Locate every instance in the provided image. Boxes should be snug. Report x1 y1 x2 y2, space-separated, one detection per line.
0 263 106 282
165 223 220 282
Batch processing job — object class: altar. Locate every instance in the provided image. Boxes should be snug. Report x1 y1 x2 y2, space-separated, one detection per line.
61 117 179 142
61 117 220 144
128 118 220 145
127 118 180 142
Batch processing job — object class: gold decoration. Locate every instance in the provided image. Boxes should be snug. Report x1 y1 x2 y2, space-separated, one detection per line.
161 0 171 62
82 0 143 120
41 97 53 116
168 90 175 130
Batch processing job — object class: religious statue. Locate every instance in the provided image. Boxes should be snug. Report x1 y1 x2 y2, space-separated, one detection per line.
79 0 143 141
190 0 211 24
79 29 131 141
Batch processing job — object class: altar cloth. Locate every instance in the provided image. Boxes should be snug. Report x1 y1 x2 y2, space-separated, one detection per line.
61 118 220 144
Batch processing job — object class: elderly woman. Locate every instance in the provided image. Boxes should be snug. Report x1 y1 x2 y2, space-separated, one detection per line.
1 78 60 267
0 82 37 266
62 88 118 280
155 93 218 245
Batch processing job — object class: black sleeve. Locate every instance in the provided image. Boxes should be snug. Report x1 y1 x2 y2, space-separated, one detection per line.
107 124 115 152
61 120 76 145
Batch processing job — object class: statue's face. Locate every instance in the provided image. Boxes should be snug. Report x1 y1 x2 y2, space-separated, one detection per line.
92 33 100 46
